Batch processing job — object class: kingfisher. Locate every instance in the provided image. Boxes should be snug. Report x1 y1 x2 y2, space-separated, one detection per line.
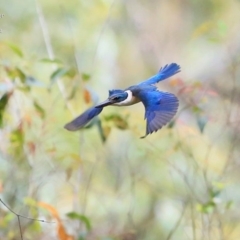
64 63 180 138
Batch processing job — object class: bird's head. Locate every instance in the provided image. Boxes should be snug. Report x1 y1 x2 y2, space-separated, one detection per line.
95 89 128 107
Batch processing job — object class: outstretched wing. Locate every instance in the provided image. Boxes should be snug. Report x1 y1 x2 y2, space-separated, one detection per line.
135 88 179 138
64 106 103 131
137 63 180 86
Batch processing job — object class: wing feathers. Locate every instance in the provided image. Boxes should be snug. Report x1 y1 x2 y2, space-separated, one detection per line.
64 106 103 131
138 90 179 138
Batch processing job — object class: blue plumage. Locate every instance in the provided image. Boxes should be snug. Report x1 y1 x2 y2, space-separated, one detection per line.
137 63 180 86
108 89 125 96
136 86 179 138
64 63 181 137
64 107 103 131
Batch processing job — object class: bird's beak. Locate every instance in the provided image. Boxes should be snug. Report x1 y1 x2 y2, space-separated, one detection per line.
95 99 113 108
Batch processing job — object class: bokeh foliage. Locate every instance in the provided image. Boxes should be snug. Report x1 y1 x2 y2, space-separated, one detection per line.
1 0 240 239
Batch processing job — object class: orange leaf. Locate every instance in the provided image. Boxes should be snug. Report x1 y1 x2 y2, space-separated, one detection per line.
27 141 36 155
83 88 91 104
38 202 60 219
38 202 74 240
23 113 32 126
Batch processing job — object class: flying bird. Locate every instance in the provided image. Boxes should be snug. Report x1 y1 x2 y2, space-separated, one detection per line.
64 63 180 138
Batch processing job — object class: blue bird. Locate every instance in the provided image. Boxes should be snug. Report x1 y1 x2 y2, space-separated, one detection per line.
64 63 180 138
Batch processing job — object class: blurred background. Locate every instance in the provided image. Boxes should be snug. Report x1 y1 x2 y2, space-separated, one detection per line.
1 0 240 239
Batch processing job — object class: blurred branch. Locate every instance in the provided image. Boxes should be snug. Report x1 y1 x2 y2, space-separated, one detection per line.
91 0 117 73
0 198 55 240
35 0 75 115
190 201 196 240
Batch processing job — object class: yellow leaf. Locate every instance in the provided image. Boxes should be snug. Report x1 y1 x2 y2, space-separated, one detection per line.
69 153 81 162
191 21 213 39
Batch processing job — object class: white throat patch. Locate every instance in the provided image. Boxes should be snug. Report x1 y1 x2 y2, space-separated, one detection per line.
113 90 140 106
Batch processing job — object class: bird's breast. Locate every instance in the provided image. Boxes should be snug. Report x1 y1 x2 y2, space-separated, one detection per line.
113 90 140 106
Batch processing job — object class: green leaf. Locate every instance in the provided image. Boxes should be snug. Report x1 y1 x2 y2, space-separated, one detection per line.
2 213 15 227
66 212 91 231
5 66 26 83
209 189 221 198
9 126 25 158
66 68 77 78
16 68 26 83
197 202 215 214
40 58 63 64
10 128 24 145
33 100 45 118
6 43 24 58
24 197 37 207
0 93 11 127
82 73 91 81
192 106 202 114
212 181 225 190
50 68 69 83
104 113 128 130
28 221 42 233
17 86 31 92
67 87 78 100
208 37 221 43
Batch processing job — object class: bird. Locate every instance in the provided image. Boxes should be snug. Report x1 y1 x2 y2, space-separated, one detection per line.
64 63 180 138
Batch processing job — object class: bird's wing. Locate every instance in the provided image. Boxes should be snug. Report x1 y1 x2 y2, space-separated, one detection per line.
64 106 103 131
137 63 180 86
135 88 179 138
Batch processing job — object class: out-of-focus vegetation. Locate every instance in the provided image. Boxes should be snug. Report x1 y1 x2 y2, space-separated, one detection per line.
1 0 240 239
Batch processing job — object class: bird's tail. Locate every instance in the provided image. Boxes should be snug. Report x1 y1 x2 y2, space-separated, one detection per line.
64 106 103 131
138 63 181 86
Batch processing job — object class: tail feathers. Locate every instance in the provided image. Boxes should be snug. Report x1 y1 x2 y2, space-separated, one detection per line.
64 106 103 131
158 63 181 79
138 63 181 86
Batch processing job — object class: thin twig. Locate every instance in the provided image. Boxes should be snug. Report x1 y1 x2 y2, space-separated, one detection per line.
17 216 23 240
0 198 55 240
